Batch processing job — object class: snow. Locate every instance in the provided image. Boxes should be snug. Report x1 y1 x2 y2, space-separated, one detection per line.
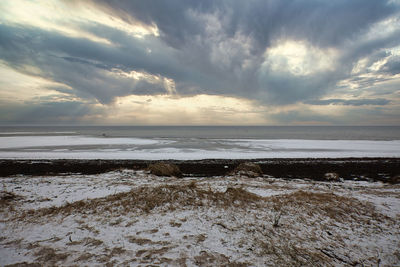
0 131 77 135
1 171 399 266
0 171 135 210
0 135 164 149
0 135 399 159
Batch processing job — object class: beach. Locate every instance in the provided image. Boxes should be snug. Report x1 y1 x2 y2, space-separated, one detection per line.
0 127 399 266
1 167 399 266
2 0 400 264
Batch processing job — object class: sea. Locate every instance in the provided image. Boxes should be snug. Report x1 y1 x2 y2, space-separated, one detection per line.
0 126 399 159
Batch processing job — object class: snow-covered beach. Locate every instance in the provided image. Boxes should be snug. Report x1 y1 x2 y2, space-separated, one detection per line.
1 0 400 263
1 170 399 266
0 129 399 266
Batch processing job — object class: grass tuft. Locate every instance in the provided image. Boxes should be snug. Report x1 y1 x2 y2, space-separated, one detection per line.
148 162 182 177
17 183 263 221
232 162 263 177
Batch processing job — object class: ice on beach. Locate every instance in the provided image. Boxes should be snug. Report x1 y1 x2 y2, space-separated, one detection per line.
0 135 164 149
0 135 399 159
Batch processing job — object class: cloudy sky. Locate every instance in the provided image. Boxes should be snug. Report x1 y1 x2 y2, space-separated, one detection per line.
0 0 399 125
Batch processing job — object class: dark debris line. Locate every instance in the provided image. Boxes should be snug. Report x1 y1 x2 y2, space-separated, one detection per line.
0 158 399 183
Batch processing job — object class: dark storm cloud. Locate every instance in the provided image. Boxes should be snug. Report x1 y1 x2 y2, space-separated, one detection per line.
90 0 400 103
0 0 399 108
80 0 400 103
226 0 397 53
93 0 396 49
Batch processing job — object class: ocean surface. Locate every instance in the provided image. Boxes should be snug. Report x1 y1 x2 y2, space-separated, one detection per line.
0 126 399 159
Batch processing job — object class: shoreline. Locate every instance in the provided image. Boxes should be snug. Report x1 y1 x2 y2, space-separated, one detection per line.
1 157 399 182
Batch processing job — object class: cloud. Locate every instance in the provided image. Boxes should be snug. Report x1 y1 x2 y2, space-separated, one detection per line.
269 105 400 125
306 98 391 106
93 0 397 48
0 0 399 124
0 100 104 125
269 110 340 125
0 24 178 103
380 55 400 74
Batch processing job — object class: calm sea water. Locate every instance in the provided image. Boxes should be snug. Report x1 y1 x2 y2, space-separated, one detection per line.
0 126 399 140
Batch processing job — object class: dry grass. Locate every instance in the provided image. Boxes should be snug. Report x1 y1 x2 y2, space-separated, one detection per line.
267 190 392 225
13 183 393 232
135 245 178 262
127 236 153 245
67 237 103 247
74 252 95 262
169 220 182 227
0 191 22 207
323 172 340 181
4 262 41 267
232 162 263 177
33 247 69 265
231 190 398 265
2 175 397 266
387 175 400 184
17 183 264 221
126 236 169 246
196 234 207 243
194 251 249 266
108 247 126 257
256 240 330 266
148 162 182 177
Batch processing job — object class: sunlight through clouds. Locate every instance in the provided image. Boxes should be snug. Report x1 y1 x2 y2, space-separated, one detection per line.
0 62 72 103
107 94 269 125
0 0 159 44
264 40 338 76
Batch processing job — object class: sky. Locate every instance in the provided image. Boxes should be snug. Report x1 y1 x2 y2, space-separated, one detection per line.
0 0 399 126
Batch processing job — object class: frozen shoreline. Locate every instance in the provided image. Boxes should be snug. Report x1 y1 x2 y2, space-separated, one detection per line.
0 135 399 159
